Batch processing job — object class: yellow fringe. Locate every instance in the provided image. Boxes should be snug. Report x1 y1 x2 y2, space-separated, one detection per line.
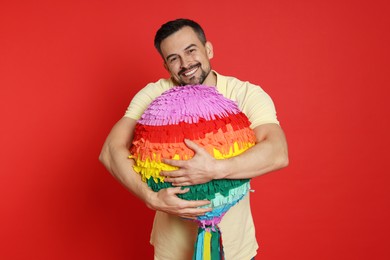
130 141 255 182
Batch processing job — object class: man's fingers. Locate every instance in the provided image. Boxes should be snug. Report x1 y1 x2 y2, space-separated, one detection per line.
167 187 211 207
160 169 183 178
162 158 185 167
177 203 212 218
170 179 191 186
186 200 212 208
184 139 203 153
163 175 188 185
179 205 212 217
181 208 212 219
169 187 189 194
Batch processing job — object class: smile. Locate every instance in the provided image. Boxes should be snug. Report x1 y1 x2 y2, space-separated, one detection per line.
181 65 199 77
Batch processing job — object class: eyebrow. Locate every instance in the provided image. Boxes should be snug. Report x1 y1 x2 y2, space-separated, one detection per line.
165 44 198 61
184 44 197 51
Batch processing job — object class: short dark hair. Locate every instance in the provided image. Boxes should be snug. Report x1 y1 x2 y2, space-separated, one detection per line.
154 18 207 56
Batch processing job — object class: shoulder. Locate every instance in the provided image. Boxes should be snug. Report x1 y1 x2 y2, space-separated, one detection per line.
139 78 174 94
215 71 269 101
214 71 279 127
132 78 175 103
124 77 174 120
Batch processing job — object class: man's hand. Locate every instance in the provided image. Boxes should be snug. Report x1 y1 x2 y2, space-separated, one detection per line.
147 187 212 219
160 124 289 183
160 139 219 186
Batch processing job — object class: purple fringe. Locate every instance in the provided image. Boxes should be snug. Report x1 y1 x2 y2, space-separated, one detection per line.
138 85 241 126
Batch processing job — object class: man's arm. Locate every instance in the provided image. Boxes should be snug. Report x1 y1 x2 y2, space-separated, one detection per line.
161 123 289 186
99 117 211 218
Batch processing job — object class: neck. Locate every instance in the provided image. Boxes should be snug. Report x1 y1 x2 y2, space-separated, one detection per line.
202 70 217 86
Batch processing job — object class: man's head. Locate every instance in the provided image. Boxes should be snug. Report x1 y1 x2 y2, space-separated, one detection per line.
154 18 215 86
154 19 207 56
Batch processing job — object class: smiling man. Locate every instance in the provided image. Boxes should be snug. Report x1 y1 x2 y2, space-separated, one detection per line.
99 18 288 260
159 26 215 86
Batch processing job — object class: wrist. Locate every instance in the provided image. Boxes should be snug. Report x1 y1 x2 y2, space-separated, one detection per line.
145 191 157 210
214 159 229 179
141 184 158 210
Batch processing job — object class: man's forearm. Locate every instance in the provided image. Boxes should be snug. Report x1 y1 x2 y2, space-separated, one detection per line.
161 123 289 186
98 117 157 209
99 143 155 207
100 142 213 217
216 135 288 179
99 117 246 217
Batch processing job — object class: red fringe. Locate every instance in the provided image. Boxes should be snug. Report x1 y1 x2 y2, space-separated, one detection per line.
133 112 251 143
131 125 256 161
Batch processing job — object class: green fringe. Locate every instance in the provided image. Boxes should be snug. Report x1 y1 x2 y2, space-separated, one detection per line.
146 178 249 201
210 228 220 259
193 227 223 260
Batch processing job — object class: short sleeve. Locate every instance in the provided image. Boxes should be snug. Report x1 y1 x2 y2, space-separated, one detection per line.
124 79 173 120
240 84 279 128
217 74 279 129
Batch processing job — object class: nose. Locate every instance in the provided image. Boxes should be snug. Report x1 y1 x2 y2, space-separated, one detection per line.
180 56 192 69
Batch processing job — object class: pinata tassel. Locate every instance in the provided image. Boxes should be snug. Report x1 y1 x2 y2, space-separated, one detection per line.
193 227 224 260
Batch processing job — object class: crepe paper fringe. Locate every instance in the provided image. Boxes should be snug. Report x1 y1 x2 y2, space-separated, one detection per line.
130 140 254 183
197 188 249 227
139 85 241 126
193 226 225 260
134 111 253 144
198 183 250 215
145 175 249 201
191 185 249 259
129 85 257 260
131 124 256 161
129 154 179 183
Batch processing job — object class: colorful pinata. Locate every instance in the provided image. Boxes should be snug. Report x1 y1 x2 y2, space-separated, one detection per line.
129 85 257 260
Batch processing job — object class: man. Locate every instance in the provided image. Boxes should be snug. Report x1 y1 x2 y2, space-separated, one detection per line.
99 18 288 260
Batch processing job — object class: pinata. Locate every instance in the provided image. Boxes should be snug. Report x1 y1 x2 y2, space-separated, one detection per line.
129 84 257 260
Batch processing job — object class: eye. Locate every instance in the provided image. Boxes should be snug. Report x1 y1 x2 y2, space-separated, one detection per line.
185 48 196 56
168 56 178 64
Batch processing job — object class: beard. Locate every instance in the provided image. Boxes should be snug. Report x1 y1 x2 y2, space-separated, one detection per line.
177 63 211 86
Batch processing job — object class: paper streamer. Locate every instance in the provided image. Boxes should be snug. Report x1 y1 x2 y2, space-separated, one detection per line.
130 85 256 260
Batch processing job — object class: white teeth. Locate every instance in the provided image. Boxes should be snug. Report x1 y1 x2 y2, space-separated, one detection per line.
184 67 197 76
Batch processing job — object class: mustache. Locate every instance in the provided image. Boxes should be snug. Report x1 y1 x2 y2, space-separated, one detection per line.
179 63 201 76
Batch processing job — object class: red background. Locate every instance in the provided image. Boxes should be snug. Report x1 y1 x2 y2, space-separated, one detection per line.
1 0 389 259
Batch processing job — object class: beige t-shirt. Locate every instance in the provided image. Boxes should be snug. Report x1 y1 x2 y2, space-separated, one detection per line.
124 71 279 128
124 71 279 259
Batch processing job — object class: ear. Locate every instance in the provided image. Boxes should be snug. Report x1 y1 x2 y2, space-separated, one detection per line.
205 41 214 59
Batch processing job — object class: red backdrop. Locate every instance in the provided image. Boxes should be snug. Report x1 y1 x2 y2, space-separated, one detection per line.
1 0 389 259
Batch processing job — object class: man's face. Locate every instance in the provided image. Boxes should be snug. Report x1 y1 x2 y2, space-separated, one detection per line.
160 26 214 86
